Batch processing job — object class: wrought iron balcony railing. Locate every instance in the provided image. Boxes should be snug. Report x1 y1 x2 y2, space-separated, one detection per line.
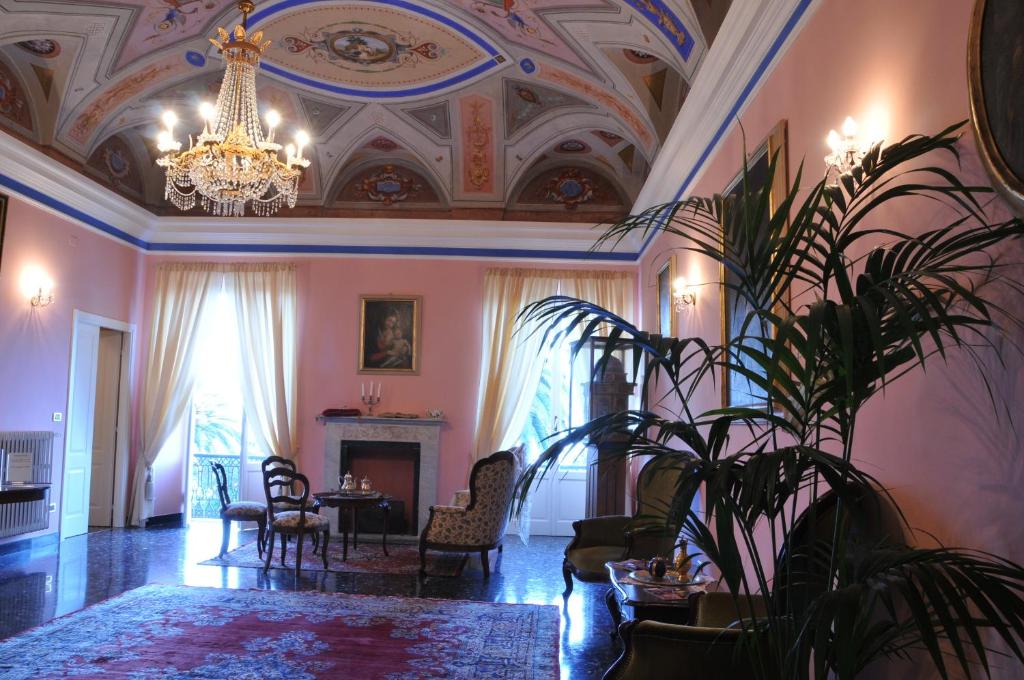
190 453 240 519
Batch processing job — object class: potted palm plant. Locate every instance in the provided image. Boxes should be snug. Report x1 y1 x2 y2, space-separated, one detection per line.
516 123 1024 679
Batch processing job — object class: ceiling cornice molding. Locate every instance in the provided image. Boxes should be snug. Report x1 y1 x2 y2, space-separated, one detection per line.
0 128 640 258
146 215 643 255
632 0 822 213
0 129 155 248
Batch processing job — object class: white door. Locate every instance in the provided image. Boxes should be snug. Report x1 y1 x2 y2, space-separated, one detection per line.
61 323 100 539
88 329 124 526
529 447 588 536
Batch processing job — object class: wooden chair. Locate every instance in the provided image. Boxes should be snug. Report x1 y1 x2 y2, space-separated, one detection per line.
418 450 517 578
261 455 320 553
211 462 267 558
262 466 329 576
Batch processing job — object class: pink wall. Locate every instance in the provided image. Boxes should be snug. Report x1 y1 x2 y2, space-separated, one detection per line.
0 196 143 544
141 255 634 517
641 0 1024 568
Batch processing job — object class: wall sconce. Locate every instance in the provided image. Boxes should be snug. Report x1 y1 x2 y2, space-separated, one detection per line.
21 267 55 308
825 116 869 178
672 276 696 311
31 287 55 308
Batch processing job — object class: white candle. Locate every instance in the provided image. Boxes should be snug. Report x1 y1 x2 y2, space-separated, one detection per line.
361 382 365 398
377 382 381 398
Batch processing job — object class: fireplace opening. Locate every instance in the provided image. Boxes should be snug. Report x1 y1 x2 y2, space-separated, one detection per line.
339 440 420 536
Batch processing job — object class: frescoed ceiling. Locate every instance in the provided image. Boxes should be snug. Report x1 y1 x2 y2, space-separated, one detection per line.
0 0 732 221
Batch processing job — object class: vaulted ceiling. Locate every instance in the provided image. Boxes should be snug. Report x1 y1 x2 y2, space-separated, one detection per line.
0 0 730 222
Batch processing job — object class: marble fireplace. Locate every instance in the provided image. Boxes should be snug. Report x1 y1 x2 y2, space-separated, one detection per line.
320 416 443 536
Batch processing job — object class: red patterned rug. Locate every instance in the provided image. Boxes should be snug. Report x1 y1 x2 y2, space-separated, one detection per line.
199 540 469 577
0 584 560 678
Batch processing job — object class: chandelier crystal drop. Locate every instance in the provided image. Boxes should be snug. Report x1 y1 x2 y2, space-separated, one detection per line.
155 0 310 217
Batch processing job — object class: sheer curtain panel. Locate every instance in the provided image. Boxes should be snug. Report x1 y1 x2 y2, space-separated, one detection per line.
230 263 298 462
129 263 216 526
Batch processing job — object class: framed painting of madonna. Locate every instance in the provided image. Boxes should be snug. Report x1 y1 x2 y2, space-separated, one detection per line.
358 295 421 374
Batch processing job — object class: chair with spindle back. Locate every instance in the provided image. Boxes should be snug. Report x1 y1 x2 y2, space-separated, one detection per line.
262 466 330 575
211 462 267 558
261 455 321 553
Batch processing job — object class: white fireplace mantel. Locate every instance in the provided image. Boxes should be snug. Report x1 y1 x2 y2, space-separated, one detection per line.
320 416 444 535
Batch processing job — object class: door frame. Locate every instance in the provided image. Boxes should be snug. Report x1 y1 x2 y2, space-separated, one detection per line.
62 310 135 536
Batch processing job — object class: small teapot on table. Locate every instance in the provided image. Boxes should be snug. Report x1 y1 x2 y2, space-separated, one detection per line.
360 476 372 492
340 471 355 491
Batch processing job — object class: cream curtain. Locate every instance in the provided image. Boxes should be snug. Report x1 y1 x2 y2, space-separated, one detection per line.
129 263 217 526
472 268 635 542
472 269 563 459
230 263 298 462
565 270 636 331
473 268 636 460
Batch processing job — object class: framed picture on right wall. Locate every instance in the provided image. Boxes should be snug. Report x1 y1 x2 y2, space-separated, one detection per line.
0 193 7 276
720 120 790 409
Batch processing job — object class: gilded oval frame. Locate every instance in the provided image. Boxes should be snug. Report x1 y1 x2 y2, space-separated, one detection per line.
968 0 1024 214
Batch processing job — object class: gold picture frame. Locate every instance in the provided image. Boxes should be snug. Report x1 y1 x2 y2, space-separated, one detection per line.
655 255 676 337
358 295 422 374
720 120 790 409
968 0 1024 215
0 193 7 277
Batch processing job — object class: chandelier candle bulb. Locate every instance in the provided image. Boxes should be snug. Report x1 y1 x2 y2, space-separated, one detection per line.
841 115 859 138
265 109 280 143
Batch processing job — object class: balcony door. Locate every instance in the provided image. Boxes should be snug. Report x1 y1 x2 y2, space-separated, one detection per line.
184 289 265 522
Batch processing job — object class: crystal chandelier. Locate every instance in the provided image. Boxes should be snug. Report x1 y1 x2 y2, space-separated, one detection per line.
155 0 310 217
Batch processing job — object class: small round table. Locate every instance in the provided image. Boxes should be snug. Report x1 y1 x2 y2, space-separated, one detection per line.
313 492 392 561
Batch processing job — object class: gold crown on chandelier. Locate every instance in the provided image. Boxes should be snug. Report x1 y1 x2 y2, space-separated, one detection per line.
208 1 273 65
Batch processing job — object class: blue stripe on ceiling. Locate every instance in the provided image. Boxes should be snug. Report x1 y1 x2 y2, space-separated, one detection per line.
248 0 503 98
625 0 695 61
638 0 814 257
0 171 635 260
147 241 638 260
0 173 148 249
259 59 500 99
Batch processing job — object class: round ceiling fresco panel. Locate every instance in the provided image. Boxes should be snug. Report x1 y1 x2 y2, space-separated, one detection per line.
253 1 502 98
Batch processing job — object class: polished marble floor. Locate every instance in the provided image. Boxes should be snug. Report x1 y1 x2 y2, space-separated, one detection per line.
0 523 620 678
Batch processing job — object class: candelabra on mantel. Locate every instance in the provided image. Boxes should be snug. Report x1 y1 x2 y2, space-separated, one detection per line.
361 381 382 416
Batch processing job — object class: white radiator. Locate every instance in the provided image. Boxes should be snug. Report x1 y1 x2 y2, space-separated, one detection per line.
0 431 54 538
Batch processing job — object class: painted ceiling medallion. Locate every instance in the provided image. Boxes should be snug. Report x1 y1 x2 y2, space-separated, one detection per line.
545 168 595 209
0 61 33 131
283 26 441 70
255 3 501 97
16 40 61 58
368 136 399 151
355 164 422 205
556 139 590 153
623 48 657 64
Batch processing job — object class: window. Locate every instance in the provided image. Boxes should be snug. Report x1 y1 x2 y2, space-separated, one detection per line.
186 288 264 519
516 340 588 470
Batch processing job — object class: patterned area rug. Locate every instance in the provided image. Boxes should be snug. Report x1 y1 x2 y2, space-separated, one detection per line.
200 540 469 577
0 585 559 678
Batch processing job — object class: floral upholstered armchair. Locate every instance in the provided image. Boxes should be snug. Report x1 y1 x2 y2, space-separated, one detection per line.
418 450 518 578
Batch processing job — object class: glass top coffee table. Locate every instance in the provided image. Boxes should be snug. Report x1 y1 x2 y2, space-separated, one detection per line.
313 492 393 561
605 559 712 633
